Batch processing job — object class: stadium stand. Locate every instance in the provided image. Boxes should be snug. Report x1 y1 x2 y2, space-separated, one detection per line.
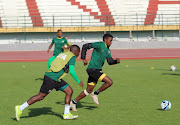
26 0 44 27
0 0 32 27
145 0 180 25
0 0 179 31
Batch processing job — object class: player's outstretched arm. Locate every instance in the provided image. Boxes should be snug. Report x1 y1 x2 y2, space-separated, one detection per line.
78 81 84 88
47 43 54 53
69 65 84 88
66 44 70 49
107 57 120 65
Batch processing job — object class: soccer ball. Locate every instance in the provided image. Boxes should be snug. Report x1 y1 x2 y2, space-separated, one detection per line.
171 65 177 71
161 100 171 111
64 44 68 48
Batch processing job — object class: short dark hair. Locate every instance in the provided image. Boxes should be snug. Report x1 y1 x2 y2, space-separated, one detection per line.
103 33 113 41
70 45 80 52
57 29 62 32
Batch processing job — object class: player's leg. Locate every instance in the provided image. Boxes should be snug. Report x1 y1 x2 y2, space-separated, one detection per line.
73 83 96 102
90 70 112 105
15 92 48 121
91 75 113 103
48 55 56 69
95 75 113 93
70 77 96 111
57 80 78 119
71 75 112 107
27 92 47 105
15 75 55 121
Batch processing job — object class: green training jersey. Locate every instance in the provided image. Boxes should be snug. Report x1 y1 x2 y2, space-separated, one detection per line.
45 56 76 82
88 42 112 69
52 37 68 56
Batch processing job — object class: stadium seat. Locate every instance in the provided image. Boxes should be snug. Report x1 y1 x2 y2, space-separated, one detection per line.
0 0 179 27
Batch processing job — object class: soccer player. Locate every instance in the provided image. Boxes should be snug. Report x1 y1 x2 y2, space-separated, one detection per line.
47 29 70 69
15 45 83 120
70 34 120 111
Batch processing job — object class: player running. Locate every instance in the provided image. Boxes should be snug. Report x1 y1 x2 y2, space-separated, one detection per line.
15 45 83 120
47 29 70 69
70 34 120 111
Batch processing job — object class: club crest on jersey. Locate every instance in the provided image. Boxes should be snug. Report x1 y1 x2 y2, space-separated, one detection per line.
108 51 110 53
102 49 104 52
62 40 64 43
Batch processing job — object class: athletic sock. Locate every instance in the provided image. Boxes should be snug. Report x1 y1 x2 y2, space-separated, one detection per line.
19 101 29 111
72 99 77 104
64 104 70 115
94 90 100 95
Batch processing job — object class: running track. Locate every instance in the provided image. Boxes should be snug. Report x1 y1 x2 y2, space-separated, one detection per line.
0 48 180 62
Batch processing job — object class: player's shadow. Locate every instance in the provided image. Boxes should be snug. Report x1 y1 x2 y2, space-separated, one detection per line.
11 107 63 121
155 69 180 72
35 78 44 81
155 69 172 71
162 73 180 76
156 109 164 111
56 101 97 110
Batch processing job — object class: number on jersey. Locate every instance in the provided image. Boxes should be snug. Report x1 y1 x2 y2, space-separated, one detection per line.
57 54 67 60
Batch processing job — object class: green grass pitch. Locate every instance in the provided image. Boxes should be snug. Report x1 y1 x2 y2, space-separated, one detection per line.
0 59 180 125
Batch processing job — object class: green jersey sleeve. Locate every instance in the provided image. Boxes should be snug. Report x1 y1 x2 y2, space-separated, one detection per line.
52 38 55 44
91 42 102 49
68 56 80 84
69 65 81 84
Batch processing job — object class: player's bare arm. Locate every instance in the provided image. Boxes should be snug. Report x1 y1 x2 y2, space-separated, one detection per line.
66 44 71 49
116 58 120 63
83 59 88 66
79 81 84 88
47 43 54 53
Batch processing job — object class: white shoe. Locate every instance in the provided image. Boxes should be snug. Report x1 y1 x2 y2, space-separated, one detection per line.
70 101 77 111
90 92 99 105
63 113 78 120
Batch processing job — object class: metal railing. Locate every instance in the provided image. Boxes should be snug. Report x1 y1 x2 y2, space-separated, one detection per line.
0 13 180 42
0 13 180 28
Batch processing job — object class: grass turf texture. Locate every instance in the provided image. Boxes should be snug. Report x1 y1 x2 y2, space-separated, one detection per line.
0 59 180 125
